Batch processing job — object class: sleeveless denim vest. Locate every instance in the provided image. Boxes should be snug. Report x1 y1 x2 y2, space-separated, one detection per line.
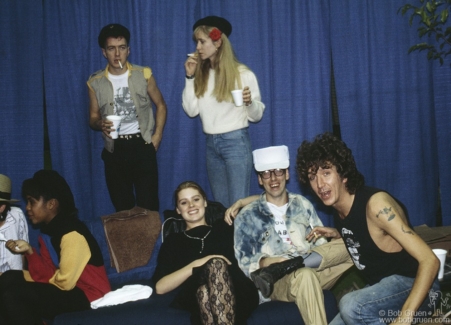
87 63 155 152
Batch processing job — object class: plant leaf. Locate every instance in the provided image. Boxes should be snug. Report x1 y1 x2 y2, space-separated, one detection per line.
441 8 449 22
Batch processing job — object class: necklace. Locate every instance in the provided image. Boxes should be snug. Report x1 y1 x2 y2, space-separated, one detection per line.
184 226 212 253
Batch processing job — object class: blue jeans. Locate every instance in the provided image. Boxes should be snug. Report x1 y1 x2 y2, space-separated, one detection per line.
330 275 440 325
205 128 252 207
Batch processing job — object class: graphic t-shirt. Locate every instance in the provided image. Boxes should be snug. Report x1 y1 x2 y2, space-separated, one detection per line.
267 202 291 245
108 71 140 135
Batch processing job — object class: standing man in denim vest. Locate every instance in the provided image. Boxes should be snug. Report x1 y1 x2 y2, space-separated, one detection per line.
231 145 352 325
88 24 167 212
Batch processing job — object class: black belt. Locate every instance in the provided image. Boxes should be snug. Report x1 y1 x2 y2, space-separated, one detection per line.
117 133 141 140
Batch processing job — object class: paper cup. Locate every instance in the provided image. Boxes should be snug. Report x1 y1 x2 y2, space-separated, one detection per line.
107 115 123 139
433 248 447 280
231 89 243 107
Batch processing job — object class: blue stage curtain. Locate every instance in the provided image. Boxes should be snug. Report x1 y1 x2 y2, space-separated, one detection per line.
433 64 451 224
0 0 44 206
42 0 199 221
185 0 334 224
3 0 447 228
42 0 334 224
329 0 449 226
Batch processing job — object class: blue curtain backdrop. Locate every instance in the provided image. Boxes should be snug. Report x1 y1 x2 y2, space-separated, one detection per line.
1 0 450 232
433 64 451 224
0 0 44 209
329 0 449 226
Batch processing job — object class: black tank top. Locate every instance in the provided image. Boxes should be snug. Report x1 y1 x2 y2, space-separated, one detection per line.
334 186 418 284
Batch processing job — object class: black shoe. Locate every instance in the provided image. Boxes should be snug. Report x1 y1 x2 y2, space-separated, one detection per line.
250 256 304 298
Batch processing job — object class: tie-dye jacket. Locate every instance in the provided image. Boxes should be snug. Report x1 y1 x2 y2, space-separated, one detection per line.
234 191 326 277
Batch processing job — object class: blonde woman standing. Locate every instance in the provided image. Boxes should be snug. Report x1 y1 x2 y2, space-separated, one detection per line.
182 16 265 207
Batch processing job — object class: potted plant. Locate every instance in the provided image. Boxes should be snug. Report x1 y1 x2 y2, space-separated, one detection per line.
399 0 451 66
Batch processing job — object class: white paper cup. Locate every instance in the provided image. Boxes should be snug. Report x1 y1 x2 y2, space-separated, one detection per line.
433 248 447 280
106 115 123 139
231 89 243 107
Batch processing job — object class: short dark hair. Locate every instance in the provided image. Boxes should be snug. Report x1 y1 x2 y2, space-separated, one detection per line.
98 23 130 48
296 132 364 194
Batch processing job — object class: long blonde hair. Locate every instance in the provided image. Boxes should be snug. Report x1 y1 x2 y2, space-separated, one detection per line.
193 26 248 102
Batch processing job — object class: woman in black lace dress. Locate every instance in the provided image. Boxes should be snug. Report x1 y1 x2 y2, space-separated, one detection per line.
153 181 258 325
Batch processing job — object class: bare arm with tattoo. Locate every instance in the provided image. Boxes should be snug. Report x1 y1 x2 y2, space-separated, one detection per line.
366 192 439 324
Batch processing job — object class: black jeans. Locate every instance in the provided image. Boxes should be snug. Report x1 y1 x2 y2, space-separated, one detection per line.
102 135 159 212
0 270 90 325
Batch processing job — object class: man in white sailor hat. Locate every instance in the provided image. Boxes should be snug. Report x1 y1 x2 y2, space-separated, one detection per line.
229 146 352 325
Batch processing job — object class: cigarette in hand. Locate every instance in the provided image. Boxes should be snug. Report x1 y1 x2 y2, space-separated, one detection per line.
15 246 19 251
310 223 318 239
118 61 123 69
187 53 195 57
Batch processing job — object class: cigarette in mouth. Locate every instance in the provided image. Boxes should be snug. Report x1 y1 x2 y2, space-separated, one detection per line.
118 61 123 69
187 53 195 57
310 223 318 238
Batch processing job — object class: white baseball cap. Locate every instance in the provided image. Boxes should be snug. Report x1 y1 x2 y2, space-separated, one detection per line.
252 145 290 172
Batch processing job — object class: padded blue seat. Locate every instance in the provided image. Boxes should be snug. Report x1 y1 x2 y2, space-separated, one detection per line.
50 203 339 324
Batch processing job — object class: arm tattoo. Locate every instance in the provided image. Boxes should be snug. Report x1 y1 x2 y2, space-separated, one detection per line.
376 206 396 221
401 225 414 235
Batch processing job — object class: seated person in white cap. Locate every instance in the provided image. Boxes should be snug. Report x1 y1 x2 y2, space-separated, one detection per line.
0 174 28 273
230 146 353 325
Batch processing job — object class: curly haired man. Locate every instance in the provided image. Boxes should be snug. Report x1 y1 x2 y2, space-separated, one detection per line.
297 132 439 325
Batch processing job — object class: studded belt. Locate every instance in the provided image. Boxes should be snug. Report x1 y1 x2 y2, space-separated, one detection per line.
118 133 141 140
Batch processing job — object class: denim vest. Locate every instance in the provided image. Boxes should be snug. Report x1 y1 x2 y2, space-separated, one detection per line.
234 191 326 277
87 63 155 152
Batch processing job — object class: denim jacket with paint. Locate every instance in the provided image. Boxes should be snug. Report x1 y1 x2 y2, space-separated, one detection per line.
234 191 327 277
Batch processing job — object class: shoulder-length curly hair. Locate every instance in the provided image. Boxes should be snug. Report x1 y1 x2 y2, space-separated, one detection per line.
296 133 364 194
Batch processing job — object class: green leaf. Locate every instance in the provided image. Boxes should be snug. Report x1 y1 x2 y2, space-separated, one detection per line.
409 43 434 54
441 8 449 22
399 4 413 15
419 27 429 37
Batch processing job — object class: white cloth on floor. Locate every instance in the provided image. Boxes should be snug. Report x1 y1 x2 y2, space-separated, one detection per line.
90 284 153 309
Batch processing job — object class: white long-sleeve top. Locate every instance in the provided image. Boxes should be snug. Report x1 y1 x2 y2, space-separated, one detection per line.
0 207 28 272
182 67 265 134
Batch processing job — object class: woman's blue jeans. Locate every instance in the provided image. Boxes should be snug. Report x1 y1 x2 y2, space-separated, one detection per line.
205 128 252 208
330 274 440 325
